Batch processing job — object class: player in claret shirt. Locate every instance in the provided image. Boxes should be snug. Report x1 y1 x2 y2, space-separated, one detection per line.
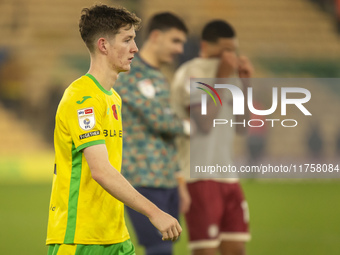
46 5 182 255
172 20 253 255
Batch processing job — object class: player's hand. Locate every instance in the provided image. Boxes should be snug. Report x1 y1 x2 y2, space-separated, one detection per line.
238 55 254 80
148 209 182 242
217 51 239 78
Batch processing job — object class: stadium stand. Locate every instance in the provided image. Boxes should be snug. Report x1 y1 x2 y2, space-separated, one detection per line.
0 0 339 160
0 102 48 152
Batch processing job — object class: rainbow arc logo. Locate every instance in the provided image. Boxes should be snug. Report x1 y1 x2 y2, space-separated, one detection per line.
196 82 222 115
196 82 222 106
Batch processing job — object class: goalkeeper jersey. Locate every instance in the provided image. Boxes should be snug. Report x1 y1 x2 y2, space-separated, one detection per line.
46 74 129 245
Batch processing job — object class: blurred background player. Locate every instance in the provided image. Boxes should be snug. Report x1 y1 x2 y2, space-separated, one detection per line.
46 5 182 255
115 13 191 255
171 20 253 255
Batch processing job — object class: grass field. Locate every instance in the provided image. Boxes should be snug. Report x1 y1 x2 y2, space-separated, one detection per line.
1 180 340 255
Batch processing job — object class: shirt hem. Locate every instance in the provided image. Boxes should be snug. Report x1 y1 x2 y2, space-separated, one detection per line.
46 235 130 245
134 183 178 189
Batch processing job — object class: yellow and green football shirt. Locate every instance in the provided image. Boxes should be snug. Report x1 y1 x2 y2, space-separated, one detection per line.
46 74 129 245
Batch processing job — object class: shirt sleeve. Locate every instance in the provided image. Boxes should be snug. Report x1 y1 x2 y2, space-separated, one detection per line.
171 59 221 108
65 96 106 152
116 77 185 136
171 64 192 119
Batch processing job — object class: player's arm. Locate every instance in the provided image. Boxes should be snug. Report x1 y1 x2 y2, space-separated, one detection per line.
116 80 187 136
84 144 182 241
125 95 187 135
188 52 239 134
171 64 219 134
190 99 220 134
170 67 191 120
175 173 191 214
217 52 254 134
236 55 254 135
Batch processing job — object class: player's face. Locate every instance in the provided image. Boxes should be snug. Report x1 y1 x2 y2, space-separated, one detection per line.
206 38 238 58
107 25 138 73
156 28 186 64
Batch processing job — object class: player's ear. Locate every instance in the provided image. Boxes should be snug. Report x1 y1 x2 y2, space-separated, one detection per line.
97 38 108 55
149 29 162 43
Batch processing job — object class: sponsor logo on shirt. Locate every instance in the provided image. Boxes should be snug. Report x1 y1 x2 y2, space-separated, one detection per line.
79 130 100 140
103 129 122 138
50 204 56 211
78 107 95 131
76 96 92 104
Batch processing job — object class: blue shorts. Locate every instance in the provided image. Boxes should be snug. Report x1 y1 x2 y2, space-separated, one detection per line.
126 187 179 248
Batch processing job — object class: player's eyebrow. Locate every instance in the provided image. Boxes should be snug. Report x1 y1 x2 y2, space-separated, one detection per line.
173 38 185 43
123 34 135 40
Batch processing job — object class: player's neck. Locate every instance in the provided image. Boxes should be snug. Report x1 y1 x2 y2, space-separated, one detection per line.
88 62 118 91
199 51 211 58
139 43 161 69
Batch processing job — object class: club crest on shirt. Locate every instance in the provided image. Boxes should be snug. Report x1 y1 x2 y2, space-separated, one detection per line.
78 107 95 131
137 79 156 98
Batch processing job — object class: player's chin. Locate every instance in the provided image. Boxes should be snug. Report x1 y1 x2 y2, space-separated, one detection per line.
168 53 179 63
118 64 131 73
163 55 175 64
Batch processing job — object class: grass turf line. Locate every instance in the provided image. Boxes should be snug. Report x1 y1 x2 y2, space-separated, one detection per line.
1 181 340 254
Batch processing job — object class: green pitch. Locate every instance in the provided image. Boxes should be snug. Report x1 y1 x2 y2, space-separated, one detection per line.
1 180 340 255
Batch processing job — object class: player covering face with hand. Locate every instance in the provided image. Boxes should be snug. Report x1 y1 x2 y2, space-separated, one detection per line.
171 20 254 255
46 5 181 255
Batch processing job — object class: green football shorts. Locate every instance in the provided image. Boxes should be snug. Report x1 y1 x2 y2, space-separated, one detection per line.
47 239 135 255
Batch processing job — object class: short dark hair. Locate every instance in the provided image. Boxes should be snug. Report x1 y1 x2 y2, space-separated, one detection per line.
201 20 236 43
145 12 188 37
79 4 141 52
